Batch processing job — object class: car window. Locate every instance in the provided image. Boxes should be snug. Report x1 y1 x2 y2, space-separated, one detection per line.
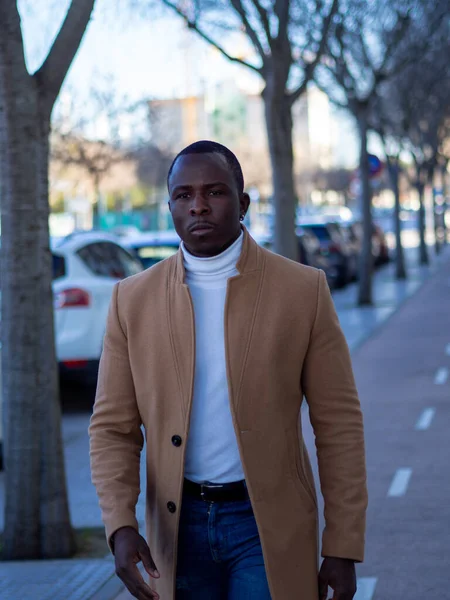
136 245 179 261
77 242 142 279
132 244 179 269
52 253 66 280
304 225 330 241
115 246 144 277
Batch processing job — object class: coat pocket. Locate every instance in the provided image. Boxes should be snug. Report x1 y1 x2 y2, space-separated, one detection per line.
286 427 317 511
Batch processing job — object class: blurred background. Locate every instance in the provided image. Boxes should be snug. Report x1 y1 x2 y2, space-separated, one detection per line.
0 1 449 599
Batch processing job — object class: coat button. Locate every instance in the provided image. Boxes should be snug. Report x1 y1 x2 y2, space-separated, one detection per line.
167 501 176 513
171 435 182 447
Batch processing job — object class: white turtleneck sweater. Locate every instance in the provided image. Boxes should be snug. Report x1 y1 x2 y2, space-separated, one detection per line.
181 232 245 484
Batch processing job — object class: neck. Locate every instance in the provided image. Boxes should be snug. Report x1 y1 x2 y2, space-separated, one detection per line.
181 230 243 279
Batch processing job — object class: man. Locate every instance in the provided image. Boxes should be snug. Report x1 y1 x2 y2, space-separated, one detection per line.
89 140 368 600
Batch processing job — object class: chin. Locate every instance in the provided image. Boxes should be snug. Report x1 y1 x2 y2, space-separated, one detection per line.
185 235 224 258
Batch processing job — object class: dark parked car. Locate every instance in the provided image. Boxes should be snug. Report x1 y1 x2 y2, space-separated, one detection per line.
297 220 353 287
373 224 390 266
296 227 340 289
346 221 390 268
261 227 341 289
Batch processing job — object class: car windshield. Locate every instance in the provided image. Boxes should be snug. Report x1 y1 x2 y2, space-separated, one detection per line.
134 244 179 268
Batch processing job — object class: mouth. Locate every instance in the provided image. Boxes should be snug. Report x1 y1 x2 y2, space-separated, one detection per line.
189 222 216 233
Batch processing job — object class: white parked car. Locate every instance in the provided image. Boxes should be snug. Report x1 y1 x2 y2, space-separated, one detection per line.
121 230 181 270
52 231 143 384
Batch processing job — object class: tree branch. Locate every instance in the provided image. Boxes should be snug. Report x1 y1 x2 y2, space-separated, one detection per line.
229 0 268 66
360 34 375 74
373 6 447 90
34 0 95 112
314 74 348 109
274 0 290 41
161 0 262 74
0 1 29 85
249 0 272 47
288 0 339 105
375 11 410 78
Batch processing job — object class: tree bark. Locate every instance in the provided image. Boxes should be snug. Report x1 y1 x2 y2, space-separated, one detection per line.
263 83 298 261
415 165 429 265
442 163 448 245
0 31 42 560
427 165 441 255
38 121 76 558
0 0 94 560
356 108 373 305
387 157 407 279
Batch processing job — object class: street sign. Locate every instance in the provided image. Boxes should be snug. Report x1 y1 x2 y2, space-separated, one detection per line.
368 154 384 178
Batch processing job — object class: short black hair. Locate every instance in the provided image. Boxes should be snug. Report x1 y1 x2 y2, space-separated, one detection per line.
167 140 245 194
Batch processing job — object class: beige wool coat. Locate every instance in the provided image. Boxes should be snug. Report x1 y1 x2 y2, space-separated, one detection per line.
89 228 368 600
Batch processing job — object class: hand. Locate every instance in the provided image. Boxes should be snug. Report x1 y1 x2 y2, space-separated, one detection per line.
114 526 160 599
318 557 357 600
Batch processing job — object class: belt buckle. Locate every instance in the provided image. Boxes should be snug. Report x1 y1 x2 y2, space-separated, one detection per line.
200 482 224 503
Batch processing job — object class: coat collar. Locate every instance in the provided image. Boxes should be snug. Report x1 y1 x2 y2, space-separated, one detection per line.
172 226 262 284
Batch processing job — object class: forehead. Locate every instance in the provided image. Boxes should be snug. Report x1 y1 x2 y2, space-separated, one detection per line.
169 152 234 189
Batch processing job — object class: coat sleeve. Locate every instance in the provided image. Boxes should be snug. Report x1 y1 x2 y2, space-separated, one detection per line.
302 269 368 562
89 281 144 551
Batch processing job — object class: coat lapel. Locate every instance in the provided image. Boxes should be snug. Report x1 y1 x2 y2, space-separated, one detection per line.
167 253 196 422
224 229 265 414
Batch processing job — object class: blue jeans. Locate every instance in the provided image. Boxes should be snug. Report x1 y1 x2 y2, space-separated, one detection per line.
176 492 272 599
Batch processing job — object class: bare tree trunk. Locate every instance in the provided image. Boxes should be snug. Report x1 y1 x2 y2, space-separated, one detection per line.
427 165 441 255
92 176 101 228
0 69 75 562
0 0 95 560
442 163 449 245
38 119 76 558
415 165 429 265
263 85 298 261
417 184 429 264
387 157 407 279
0 55 42 561
433 198 442 255
356 108 373 305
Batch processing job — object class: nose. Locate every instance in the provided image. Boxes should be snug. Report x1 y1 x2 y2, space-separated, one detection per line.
189 192 211 217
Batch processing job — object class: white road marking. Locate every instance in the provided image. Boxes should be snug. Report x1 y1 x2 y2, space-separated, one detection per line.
415 408 436 430
355 577 378 600
445 343 450 356
388 468 412 497
434 367 449 385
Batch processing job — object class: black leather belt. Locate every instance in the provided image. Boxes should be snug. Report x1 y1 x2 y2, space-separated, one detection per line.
183 478 249 503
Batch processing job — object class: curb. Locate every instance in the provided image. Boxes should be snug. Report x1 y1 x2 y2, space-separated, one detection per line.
348 248 450 356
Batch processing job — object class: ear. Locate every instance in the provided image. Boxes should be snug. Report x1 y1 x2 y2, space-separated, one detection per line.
240 192 250 218
168 199 172 214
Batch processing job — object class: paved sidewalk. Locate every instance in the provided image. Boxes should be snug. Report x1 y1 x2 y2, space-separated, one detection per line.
302 247 450 598
0 243 448 600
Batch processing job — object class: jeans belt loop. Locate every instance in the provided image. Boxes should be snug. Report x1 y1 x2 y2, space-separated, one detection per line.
200 484 207 502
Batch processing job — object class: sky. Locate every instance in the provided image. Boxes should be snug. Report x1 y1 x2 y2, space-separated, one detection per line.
18 0 361 167
19 0 261 104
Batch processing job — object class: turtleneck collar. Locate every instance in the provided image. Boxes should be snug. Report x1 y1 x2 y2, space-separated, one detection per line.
181 231 244 283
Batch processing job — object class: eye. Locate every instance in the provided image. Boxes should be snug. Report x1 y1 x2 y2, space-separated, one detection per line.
209 189 224 196
175 191 190 200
